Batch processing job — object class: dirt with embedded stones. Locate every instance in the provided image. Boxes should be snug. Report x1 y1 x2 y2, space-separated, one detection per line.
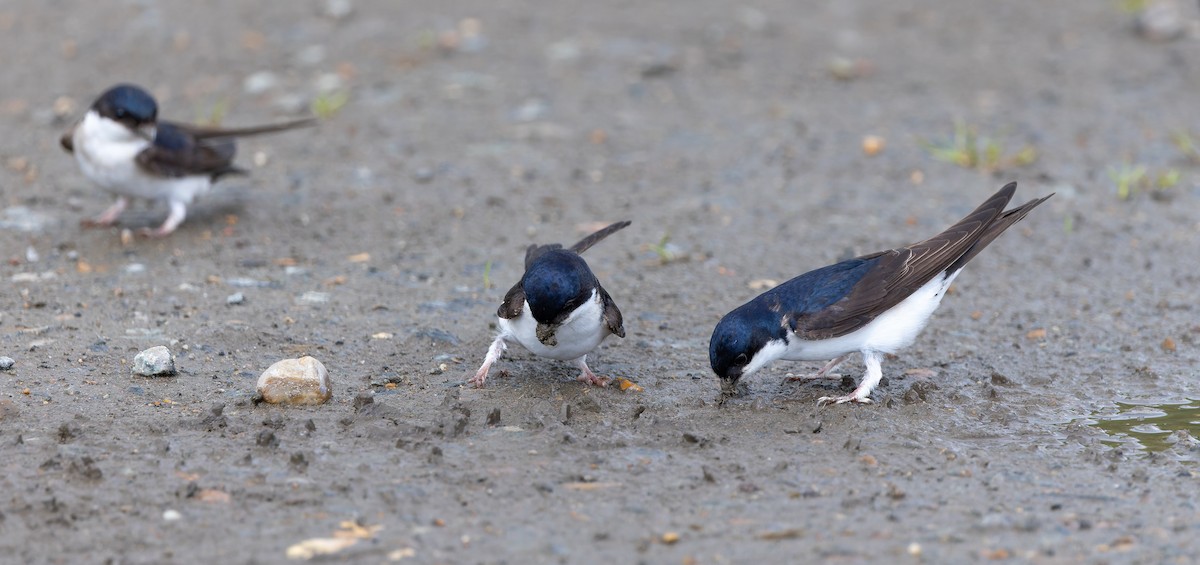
1 1 1199 563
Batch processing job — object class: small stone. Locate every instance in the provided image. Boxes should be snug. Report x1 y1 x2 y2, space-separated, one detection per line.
0 206 58 233
132 346 176 377
295 45 327 67
243 71 279 95
0 356 13 370
411 166 435 183
226 293 245 305
862 135 885 157
323 0 354 20
163 509 182 522
1136 0 1185 42
256 356 332 405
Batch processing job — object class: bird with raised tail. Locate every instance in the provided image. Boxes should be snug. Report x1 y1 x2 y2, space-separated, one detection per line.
61 83 313 237
472 221 631 388
709 182 1052 405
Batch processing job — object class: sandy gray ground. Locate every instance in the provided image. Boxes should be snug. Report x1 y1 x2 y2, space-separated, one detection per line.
2 1 1200 563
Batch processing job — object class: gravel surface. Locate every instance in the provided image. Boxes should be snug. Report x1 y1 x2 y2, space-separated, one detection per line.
1 1 1199 562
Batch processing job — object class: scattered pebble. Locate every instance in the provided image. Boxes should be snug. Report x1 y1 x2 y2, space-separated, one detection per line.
163 509 182 522
256 356 332 405
862 135 885 157
227 293 245 305
132 346 176 377
0 356 13 370
1161 337 1176 352
411 166 435 183
747 279 778 291
314 73 344 94
243 71 278 95
511 98 549 122
299 291 330 304
323 0 354 20
124 263 146 274
828 56 872 80
1136 0 1186 42
226 277 275 288
295 44 327 67
0 206 58 233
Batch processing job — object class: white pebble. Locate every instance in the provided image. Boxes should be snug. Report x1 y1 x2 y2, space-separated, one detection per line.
295 45 327 67
227 293 245 305
299 291 330 304
324 0 354 20
243 71 279 95
163 509 182 522
0 356 14 370
132 346 176 377
256 356 332 405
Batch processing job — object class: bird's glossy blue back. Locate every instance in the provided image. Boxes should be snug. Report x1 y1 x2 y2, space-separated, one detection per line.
757 256 878 315
522 249 595 324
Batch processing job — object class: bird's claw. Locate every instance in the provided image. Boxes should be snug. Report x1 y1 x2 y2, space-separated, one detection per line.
816 394 873 407
137 227 173 238
577 373 610 387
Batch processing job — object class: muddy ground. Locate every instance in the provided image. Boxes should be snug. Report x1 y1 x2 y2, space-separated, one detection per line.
2 1 1200 563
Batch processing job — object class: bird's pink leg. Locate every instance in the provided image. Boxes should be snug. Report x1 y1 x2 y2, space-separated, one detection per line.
81 196 128 228
786 353 851 382
139 200 187 238
470 336 508 387
817 351 882 406
575 356 610 387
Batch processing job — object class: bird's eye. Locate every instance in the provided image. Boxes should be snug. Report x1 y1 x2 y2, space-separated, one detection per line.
735 353 749 365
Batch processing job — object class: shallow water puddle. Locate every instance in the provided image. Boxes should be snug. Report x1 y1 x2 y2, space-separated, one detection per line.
1089 399 1200 456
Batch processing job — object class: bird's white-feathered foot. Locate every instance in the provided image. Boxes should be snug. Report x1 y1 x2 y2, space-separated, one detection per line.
81 197 129 228
816 350 882 406
575 356 610 387
786 353 851 382
470 336 508 388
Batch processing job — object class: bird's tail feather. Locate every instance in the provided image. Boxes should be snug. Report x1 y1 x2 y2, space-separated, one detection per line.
568 220 632 254
946 192 1053 273
177 118 317 139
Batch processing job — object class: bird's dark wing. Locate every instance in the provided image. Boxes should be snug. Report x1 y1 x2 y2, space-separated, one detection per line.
497 280 526 320
135 122 241 179
790 182 1031 340
597 285 625 338
568 221 631 254
135 118 314 180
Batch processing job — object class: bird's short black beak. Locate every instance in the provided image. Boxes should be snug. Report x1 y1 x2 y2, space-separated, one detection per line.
719 372 745 399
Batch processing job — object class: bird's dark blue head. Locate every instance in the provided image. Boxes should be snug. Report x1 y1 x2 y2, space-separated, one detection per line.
522 250 595 324
92 84 158 129
709 305 781 397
